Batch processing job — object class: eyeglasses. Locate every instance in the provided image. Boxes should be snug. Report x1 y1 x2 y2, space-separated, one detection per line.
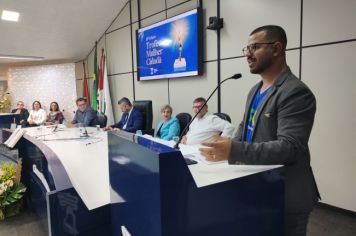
242 42 276 56
193 104 204 110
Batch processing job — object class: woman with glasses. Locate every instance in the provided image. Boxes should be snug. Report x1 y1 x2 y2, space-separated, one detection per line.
27 101 47 126
11 101 29 126
45 101 64 125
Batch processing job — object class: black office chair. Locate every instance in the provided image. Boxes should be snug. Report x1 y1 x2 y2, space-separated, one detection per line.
97 113 107 128
133 100 154 135
176 112 192 136
214 112 231 123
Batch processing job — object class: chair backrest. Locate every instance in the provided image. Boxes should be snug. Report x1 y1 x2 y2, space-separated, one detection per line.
176 112 192 136
133 100 153 130
97 113 107 128
214 112 231 123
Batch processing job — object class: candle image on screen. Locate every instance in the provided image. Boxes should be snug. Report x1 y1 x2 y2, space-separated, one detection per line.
136 8 202 81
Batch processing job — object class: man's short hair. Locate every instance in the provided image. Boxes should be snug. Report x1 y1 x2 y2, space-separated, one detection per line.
193 97 206 104
76 97 86 104
250 25 287 50
118 97 132 106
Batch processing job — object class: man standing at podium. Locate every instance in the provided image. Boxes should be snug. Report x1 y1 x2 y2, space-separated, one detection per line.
200 25 320 236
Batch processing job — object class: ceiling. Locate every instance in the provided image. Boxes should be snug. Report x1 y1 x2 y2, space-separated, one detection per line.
0 0 126 65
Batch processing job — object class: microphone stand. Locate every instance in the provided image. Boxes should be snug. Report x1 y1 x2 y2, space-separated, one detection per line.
82 126 89 138
174 73 242 149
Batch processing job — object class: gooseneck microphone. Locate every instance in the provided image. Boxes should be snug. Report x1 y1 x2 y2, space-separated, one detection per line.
82 126 89 138
52 124 58 132
174 73 242 149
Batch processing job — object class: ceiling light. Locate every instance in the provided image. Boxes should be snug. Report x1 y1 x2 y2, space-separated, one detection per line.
0 54 44 61
1 10 19 22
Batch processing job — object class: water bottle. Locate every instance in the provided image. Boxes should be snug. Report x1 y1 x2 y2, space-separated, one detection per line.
10 118 16 131
62 118 67 127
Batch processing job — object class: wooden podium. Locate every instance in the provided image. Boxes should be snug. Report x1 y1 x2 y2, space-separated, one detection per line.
108 132 284 236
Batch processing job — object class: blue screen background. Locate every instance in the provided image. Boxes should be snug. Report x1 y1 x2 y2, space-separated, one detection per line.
137 11 199 80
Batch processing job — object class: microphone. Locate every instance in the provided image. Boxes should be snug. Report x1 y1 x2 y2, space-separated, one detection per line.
174 73 242 149
81 126 89 138
52 124 58 132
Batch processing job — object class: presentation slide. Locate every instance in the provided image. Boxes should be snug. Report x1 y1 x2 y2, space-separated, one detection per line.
137 9 200 81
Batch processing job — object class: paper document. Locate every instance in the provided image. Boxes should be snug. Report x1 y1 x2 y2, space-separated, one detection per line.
179 144 227 165
141 134 176 147
4 127 25 148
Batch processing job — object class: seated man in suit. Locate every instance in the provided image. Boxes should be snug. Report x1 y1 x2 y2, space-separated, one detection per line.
72 97 98 127
181 97 234 145
104 97 143 133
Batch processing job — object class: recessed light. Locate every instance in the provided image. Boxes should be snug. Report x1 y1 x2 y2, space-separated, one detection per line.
0 54 44 61
1 10 19 22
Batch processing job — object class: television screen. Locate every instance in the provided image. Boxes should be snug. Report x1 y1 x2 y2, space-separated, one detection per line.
136 8 202 81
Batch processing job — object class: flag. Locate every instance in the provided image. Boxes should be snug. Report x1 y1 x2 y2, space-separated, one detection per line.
82 62 90 104
98 48 104 106
91 43 98 110
98 49 115 125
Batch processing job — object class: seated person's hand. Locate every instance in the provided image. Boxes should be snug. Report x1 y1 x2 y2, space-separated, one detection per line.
199 134 231 162
103 126 114 131
181 136 187 144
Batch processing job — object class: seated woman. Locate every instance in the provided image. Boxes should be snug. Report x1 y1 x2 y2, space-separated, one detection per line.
11 101 29 126
45 101 64 125
155 104 180 141
27 101 47 126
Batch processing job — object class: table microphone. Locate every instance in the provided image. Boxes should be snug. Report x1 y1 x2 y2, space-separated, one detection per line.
52 124 58 132
82 126 89 138
174 73 242 149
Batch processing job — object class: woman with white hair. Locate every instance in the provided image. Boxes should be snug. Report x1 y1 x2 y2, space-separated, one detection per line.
155 104 180 141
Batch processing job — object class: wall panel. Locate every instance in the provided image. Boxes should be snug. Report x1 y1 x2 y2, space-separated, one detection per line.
302 42 356 212
108 74 134 121
140 0 165 19
134 75 168 128
107 2 130 32
303 0 356 45
106 26 132 74
169 62 218 117
220 0 300 59
202 0 217 61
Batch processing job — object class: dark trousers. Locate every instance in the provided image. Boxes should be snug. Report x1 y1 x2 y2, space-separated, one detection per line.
285 212 310 236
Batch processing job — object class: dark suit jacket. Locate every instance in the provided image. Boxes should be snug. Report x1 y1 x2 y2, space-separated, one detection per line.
230 67 320 213
11 108 29 126
112 107 143 133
